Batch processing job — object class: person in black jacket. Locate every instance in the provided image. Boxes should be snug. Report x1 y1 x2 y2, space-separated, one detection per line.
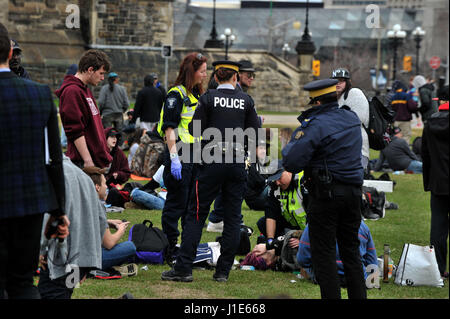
422 85 449 279
132 74 164 131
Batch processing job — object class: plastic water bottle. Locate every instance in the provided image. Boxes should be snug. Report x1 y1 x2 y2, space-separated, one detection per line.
240 265 255 271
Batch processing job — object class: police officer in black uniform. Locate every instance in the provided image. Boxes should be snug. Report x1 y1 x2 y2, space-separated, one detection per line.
161 60 260 283
282 79 367 299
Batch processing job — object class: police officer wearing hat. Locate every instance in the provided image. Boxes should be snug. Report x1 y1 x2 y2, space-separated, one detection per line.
9 39 31 79
282 79 367 299
161 60 260 283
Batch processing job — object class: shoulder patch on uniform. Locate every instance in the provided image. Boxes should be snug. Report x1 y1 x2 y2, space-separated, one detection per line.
167 97 177 109
294 130 305 139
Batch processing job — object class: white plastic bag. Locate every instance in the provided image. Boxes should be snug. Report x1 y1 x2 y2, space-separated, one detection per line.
394 243 444 287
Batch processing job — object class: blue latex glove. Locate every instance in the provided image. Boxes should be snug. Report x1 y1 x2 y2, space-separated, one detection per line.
170 156 182 180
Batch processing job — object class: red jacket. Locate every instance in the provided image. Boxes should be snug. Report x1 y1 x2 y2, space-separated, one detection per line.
104 127 131 185
56 75 112 168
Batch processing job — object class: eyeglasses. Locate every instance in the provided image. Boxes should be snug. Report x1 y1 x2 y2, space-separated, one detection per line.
245 72 255 79
196 53 204 60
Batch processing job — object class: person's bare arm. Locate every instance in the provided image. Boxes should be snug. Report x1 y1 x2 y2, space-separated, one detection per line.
73 135 94 167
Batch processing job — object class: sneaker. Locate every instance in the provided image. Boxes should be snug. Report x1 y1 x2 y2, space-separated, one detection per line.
106 206 124 213
207 221 224 233
362 212 380 220
213 272 228 282
161 269 193 282
112 263 138 277
441 272 449 280
385 202 399 210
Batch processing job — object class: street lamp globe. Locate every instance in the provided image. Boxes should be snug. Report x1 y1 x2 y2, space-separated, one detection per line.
224 28 232 36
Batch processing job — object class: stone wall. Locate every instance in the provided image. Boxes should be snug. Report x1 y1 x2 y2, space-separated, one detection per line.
92 0 173 47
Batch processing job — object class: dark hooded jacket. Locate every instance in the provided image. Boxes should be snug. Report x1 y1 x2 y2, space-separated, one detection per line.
55 75 112 168
422 107 449 195
132 75 164 123
390 80 418 122
104 127 131 185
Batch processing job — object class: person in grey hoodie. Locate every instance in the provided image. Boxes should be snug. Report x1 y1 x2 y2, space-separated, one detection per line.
98 72 130 135
332 68 370 170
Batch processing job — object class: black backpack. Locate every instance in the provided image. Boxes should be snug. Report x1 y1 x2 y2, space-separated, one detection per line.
361 186 386 219
128 220 169 264
363 96 395 151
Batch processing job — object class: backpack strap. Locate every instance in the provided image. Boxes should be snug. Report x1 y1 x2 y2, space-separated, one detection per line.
143 220 153 228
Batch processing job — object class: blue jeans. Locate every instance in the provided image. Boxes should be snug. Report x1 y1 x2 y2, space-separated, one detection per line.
407 160 423 174
131 188 165 210
102 241 136 270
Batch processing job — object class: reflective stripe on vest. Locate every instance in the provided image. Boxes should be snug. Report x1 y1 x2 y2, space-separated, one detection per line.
278 172 306 229
157 85 199 144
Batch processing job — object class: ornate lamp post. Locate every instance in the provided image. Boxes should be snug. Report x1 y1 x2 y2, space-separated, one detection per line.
282 43 290 60
387 24 406 81
295 0 316 67
412 26 426 74
220 28 235 60
204 0 224 48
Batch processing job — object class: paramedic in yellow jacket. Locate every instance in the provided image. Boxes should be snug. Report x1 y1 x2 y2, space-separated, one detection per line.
157 52 208 263
256 165 307 249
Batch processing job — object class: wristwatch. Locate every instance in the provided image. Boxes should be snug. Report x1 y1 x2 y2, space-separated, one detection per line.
170 153 178 159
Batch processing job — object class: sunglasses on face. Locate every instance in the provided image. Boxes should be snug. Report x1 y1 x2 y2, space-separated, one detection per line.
245 72 255 79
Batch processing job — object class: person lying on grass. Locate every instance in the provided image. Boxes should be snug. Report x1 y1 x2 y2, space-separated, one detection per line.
240 221 378 289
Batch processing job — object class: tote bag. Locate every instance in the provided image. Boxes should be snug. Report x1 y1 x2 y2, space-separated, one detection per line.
394 243 444 287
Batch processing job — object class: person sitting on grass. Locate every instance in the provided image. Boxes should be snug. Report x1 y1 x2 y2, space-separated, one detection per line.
38 156 112 299
374 127 422 174
82 166 137 276
296 220 378 288
104 127 131 186
129 164 167 210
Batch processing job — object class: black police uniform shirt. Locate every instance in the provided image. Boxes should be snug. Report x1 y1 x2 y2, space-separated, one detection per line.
160 86 201 133
188 83 260 143
282 101 364 186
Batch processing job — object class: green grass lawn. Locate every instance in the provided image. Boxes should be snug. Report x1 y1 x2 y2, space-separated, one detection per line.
62 125 448 300
69 176 448 299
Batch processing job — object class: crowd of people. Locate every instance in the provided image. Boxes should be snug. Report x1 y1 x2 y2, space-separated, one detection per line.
1 21 448 300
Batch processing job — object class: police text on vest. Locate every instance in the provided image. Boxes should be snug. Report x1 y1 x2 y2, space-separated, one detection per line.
214 97 245 109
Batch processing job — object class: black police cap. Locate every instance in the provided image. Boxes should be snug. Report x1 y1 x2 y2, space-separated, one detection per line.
304 79 338 99
212 60 241 72
267 160 285 182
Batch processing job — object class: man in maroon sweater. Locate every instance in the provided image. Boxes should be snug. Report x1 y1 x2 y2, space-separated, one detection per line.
56 50 112 169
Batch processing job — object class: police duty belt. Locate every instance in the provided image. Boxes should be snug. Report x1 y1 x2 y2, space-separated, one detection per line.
203 141 245 156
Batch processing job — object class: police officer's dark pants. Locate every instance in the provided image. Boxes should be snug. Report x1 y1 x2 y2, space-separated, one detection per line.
430 194 449 275
161 151 196 248
308 183 366 299
174 163 247 277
